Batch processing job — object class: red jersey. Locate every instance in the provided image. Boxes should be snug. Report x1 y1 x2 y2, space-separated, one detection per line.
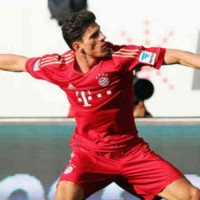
25 43 166 152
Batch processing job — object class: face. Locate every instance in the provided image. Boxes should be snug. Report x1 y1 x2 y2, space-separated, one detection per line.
77 23 108 58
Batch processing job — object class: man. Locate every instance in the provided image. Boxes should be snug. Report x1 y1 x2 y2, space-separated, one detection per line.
133 76 154 118
0 10 200 200
133 100 152 117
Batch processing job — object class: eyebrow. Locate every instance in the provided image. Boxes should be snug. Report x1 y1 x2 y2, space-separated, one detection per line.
89 25 100 39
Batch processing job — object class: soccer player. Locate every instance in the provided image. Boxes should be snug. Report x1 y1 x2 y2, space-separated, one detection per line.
0 10 200 200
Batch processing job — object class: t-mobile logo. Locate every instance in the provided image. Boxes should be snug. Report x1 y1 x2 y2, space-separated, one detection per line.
75 90 112 107
76 91 92 107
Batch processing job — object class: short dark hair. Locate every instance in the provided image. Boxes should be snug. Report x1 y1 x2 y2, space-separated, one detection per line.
61 10 96 50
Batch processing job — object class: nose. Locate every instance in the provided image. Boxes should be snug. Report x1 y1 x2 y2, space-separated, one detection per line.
100 32 106 41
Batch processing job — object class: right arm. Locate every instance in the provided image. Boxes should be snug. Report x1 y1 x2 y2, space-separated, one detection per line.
0 54 29 72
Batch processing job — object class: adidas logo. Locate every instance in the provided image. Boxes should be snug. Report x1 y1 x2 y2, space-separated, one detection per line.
68 83 76 90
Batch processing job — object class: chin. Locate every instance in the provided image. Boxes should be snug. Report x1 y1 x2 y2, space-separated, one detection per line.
95 49 109 58
101 50 110 57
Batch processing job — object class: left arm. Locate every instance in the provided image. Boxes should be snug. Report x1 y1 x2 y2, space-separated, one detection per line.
163 49 200 69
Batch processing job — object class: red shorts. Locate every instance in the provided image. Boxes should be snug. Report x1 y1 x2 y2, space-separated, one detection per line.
59 138 183 200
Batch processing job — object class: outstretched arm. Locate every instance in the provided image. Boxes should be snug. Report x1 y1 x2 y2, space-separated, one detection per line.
0 54 28 72
163 49 200 69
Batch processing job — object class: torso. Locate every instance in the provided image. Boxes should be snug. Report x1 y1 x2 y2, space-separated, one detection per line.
55 50 138 151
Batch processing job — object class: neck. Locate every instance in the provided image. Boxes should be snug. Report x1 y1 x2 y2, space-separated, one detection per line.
75 52 99 73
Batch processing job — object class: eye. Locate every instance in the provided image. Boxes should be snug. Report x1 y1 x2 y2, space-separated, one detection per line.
92 31 100 39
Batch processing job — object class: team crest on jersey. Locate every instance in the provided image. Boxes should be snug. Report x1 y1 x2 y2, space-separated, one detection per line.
96 73 110 87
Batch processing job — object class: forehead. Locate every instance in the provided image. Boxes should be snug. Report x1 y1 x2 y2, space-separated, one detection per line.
82 22 100 39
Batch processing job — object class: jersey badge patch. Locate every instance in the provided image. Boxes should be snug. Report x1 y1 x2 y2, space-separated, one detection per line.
33 60 40 71
139 51 156 65
64 164 76 174
96 73 110 87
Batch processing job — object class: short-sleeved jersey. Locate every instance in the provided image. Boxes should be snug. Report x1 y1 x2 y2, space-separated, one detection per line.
25 42 166 152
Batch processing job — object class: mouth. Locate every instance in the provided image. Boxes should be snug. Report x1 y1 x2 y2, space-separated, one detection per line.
101 43 107 50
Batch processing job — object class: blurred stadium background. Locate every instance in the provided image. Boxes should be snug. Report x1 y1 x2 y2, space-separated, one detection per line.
0 118 200 199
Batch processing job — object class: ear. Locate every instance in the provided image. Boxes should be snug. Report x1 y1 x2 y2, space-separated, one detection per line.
72 42 82 52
